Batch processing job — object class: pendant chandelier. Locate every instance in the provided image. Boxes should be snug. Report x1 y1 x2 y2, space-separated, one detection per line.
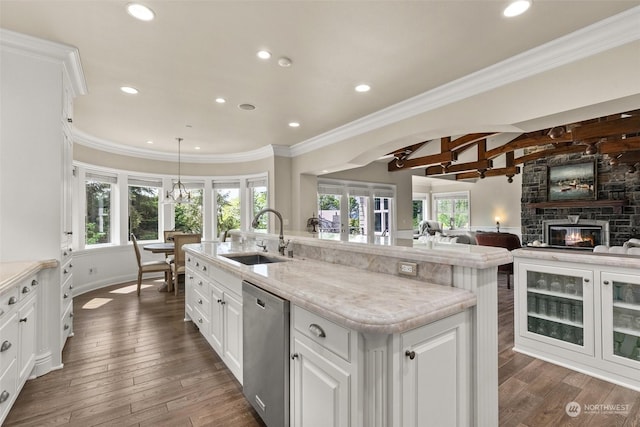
165 137 191 204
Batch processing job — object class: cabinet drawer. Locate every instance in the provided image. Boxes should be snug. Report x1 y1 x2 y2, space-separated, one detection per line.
293 306 351 362
0 358 17 423
17 277 38 302
192 305 210 337
62 302 73 343
0 313 18 375
193 286 210 318
0 287 19 318
187 255 209 276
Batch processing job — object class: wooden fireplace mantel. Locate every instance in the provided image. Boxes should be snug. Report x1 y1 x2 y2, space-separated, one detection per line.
525 199 626 213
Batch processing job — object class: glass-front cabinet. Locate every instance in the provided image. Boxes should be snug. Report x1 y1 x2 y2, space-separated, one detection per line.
518 263 594 356
602 272 640 369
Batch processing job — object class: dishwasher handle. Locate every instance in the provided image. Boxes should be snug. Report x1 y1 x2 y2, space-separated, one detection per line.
256 298 266 309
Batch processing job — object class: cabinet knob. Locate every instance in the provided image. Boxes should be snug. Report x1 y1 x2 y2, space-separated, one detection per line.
8 296 17 305
0 390 9 403
64 293 69 299
198 281 203 286
64 269 69 274
64 251 68 256
603 280 610 285
217 299 223 304
198 318 203 324
220 300 226 305
308 323 326 338
405 350 416 360
70 312 74 318
31 279 38 287
202 266 207 271
67 117 73 123
584 278 590 283
64 324 70 330
291 353 299 360
196 262 200 267
198 299 203 304
1 341 11 352
187 257 191 262
188 276 194 280
22 286 30 294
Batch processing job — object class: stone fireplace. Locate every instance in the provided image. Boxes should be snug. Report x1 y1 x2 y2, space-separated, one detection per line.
521 153 640 247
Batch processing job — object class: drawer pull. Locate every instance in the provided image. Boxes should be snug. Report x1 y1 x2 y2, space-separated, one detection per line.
0 390 9 403
198 281 203 286
309 324 326 338
198 318 203 324
198 299 203 304
64 324 70 330
220 300 226 305
202 266 207 271
69 264 73 268
63 251 68 256
187 257 191 262
64 269 69 274
188 276 194 280
1 341 11 352
405 350 416 360
603 280 610 285
70 284 74 290
31 279 38 287
22 286 30 294
8 296 17 305
19 317 28 323
291 353 299 360
584 278 590 283
196 262 200 267
64 293 70 299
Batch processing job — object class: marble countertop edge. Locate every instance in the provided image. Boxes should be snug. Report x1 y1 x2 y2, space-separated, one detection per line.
0 259 58 291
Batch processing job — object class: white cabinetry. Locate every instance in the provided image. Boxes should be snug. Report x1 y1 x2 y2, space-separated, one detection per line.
0 275 39 425
514 256 640 391
291 306 355 427
185 254 243 384
398 311 470 427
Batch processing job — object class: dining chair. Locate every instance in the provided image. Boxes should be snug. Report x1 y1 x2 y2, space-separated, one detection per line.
171 233 202 295
131 233 173 296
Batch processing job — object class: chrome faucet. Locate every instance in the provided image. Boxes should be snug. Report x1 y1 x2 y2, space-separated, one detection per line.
252 208 289 255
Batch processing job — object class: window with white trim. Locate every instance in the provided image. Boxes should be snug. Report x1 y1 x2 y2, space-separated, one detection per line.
248 177 268 232
85 171 116 245
432 191 470 231
128 177 161 241
174 181 204 233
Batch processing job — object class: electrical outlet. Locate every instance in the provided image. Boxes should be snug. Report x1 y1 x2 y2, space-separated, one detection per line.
398 261 417 276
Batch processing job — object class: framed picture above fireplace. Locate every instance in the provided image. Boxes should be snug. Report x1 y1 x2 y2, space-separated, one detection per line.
548 161 596 202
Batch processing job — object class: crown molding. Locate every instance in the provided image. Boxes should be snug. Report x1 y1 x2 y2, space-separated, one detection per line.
0 28 87 96
289 6 640 157
73 129 282 163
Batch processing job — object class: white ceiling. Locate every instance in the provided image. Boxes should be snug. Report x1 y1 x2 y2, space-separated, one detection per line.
1 1 639 159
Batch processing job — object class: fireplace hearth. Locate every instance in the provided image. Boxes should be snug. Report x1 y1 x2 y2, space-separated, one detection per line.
543 218 609 250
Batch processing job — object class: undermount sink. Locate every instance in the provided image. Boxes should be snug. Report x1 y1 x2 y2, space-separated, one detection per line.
222 253 287 265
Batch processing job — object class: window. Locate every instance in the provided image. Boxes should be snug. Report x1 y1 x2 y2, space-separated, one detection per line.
85 172 116 245
433 192 469 231
174 182 204 233
317 180 395 243
248 178 268 231
413 199 425 230
214 181 241 234
128 177 161 241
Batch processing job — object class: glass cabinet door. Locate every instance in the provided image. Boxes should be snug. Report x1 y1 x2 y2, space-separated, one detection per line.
602 272 640 368
519 263 594 355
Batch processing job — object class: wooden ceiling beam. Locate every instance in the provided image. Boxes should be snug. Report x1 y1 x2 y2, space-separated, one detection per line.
456 166 520 181
514 145 584 165
425 159 493 176
387 150 457 171
572 115 640 141
597 137 640 154
449 133 498 150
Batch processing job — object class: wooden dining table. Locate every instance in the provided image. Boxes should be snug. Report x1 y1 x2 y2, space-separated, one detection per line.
143 242 174 255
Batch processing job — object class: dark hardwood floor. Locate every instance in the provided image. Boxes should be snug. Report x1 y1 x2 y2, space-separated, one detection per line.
4 276 640 426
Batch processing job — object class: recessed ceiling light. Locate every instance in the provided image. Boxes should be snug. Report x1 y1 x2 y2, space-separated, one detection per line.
126 3 155 21
146 140 153 144
503 0 531 17
257 50 271 60
195 146 201 150
120 86 139 94
355 84 371 93
278 57 292 67
288 122 300 128
239 103 256 111
215 97 226 104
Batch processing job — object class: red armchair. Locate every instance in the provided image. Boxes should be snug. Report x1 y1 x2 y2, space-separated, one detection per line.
475 232 522 289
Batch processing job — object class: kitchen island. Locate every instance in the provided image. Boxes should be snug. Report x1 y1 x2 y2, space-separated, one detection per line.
184 233 511 426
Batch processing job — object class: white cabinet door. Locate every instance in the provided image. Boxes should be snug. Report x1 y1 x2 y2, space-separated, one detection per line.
291 337 350 427
517 262 594 356
209 281 224 354
400 311 469 427
18 296 36 383
601 271 640 369
185 271 194 321
223 291 243 383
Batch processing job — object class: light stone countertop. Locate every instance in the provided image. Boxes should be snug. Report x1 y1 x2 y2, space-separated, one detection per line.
0 260 58 292
513 247 640 269
186 242 477 334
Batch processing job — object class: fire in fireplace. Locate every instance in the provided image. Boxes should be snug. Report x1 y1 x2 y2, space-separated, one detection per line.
543 217 610 250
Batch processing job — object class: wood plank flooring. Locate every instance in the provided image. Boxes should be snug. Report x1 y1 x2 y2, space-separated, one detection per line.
5 276 640 426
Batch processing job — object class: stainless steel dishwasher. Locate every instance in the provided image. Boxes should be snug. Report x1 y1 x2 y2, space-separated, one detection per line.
242 281 290 427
